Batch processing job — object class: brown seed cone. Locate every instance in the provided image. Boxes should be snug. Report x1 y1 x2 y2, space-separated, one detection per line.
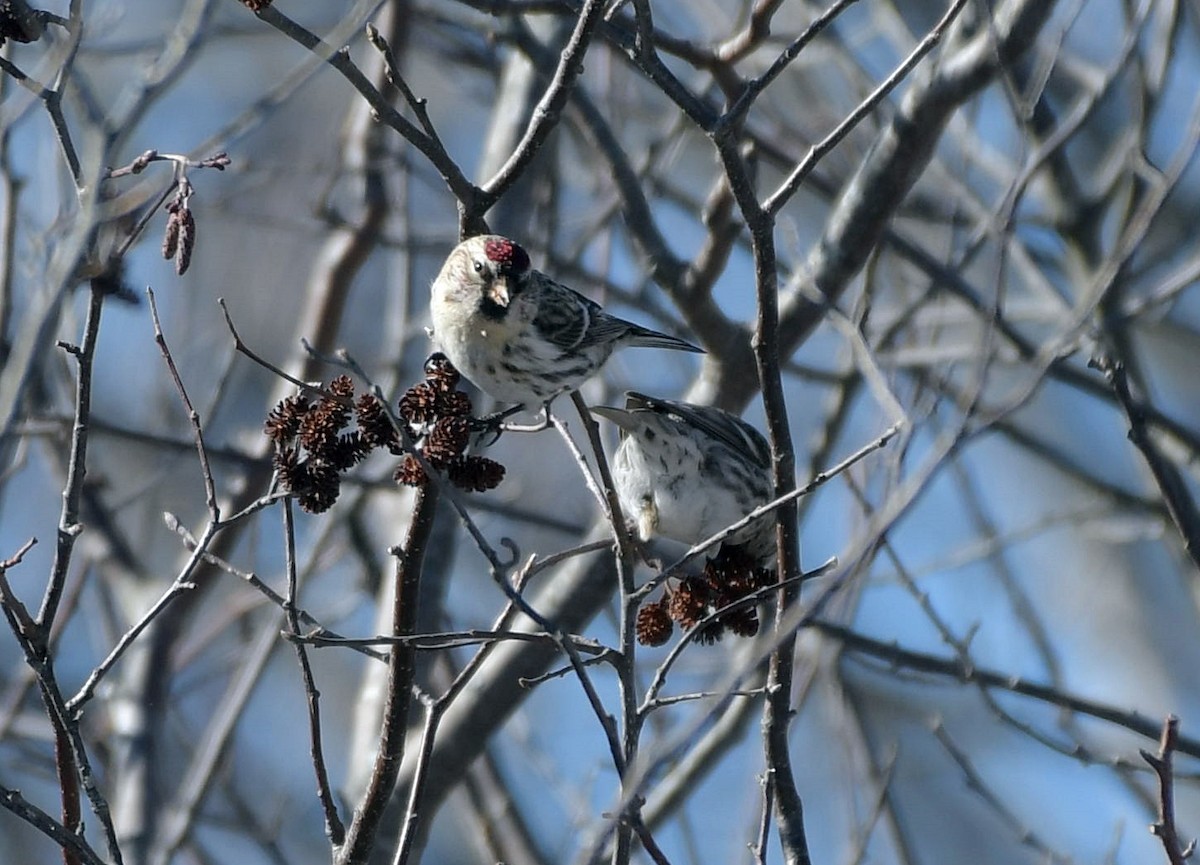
398 383 440 426
424 417 470 466
446 456 505 492
264 396 310 443
328 375 355 398
437 389 472 419
297 461 340 514
667 579 710 630
694 620 725 645
424 352 461 391
298 404 338 451
355 393 397 449
394 454 427 487
329 432 372 471
272 445 302 489
636 599 673 647
720 605 760 638
706 544 755 586
299 386 352 453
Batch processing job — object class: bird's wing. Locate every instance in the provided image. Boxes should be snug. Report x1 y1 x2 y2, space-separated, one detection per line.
626 392 772 470
531 279 630 351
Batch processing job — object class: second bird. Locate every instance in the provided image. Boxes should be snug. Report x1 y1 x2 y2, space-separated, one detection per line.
430 235 702 412
593 392 777 565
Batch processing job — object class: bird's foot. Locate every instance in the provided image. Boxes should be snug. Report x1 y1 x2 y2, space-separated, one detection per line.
469 404 551 445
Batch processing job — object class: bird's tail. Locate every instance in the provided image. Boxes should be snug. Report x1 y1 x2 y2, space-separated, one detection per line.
627 325 704 353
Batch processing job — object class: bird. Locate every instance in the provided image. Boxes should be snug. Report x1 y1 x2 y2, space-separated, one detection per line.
591 392 776 564
429 235 702 413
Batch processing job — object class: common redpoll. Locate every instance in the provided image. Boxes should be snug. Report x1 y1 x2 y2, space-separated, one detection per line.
592 392 776 564
430 235 702 412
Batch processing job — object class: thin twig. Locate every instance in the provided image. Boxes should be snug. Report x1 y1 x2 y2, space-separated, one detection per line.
0 538 37 632
105 149 230 179
152 616 282 865
165 513 387 662
550 407 611 518
291 627 606 654
282 498 346 846
219 298 339 398
60 276 241 717
38 281 104 632
0 543 124 864
640 565 830 711
933 721 1068 861
253 2 478 209
721 0 860 127
26 277 105 864
567 390 645 865
0 6 85 183
364 24 443 143
820 621 1200 757
388 544 603 863
478 0 608 214
1141 716 1197 865
148 287 220 518
65 524 210 714
761 0 970 217
1092 355 1200 573
775 0 1060 360
0 784 107 865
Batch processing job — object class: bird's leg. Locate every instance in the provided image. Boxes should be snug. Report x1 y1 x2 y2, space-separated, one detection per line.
473 404 525 427
470 403 555 445
503 402 554 433
469 404 525 446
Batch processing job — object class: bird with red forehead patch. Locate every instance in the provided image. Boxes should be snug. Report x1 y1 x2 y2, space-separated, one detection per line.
430 234 702 413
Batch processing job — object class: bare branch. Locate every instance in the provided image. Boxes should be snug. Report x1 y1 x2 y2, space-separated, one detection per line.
38 282 104 633
821 622 1200 757
1092 355 1200 572
1141 716 1196 865
477 0 608 215
0 784 107 865
336 483 439 865
282 498 346 847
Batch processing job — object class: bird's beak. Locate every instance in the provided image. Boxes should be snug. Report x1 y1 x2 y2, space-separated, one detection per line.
486 277 511 309
590 405 637 432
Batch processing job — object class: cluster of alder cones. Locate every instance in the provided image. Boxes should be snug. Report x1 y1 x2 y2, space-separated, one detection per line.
264 355 504 514
635 546 774 646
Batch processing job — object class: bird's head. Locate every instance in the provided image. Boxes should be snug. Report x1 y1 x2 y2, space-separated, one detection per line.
454 235 531 318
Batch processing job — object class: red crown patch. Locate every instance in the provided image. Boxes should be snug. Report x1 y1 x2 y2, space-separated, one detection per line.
483 237 531 275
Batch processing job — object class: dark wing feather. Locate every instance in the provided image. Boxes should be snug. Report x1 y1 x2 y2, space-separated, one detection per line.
531 280 631 350
625 392 772 470
530 278 701 352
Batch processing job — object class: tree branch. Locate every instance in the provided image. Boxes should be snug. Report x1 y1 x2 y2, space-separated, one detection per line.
1141 715 1196 865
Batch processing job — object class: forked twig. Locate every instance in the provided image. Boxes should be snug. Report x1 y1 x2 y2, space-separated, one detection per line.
1141 715 1196 865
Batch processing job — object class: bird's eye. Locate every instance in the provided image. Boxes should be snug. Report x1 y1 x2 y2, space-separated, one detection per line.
473 260 484 274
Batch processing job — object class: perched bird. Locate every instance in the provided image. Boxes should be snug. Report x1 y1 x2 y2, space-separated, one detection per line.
592 392 776 564
430 235 702 412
